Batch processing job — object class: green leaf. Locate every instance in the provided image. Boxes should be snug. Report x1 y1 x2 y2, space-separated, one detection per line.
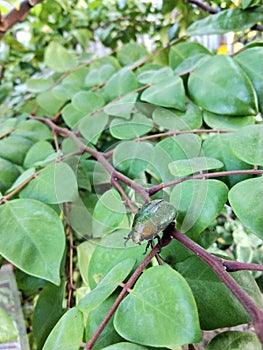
169 42 210 69
85 296 123 349
85 64 116 88
235 47 263 112
102 342 149 350
229 177 263 239
137 67 174 84
0 199 65 284
23 141 55 168
174 54 211 75
78 258 135 312
188 55 258 115
6 167 35 194
186 6 263 35
44 41 78 72
33 283 64 349
87 230 146 289
37 90 66 116
203 133 253 187
13 120 52 142
117 43 148 66
102 343 148 350
20 162 78 204
79 112 108 144
141 76 185 110
61 103 87 128
169 157 223 177
149 134 202 182
27 78 54 93
230 125 263 166
203 111 254 130
152 99 202 131
112 141 153 178
72 91 105 114
104 68 138 100
104 93 138 119
0 136 33 165
170 180 228 240
0 157 20 193
0 307 18 343
207 331 262 350
110 113 153 139
92 189 127 237
114 265 201 347
42 307 84 350
176 255 263 329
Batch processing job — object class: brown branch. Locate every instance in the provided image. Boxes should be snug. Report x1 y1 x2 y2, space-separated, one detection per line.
149 169 263 195
84 244 160 349
187 0 218 14
170 227 263 344
0 0 44 39
29 116 150 202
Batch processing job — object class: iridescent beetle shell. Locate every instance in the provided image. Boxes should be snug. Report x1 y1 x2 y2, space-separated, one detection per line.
125 199 177 245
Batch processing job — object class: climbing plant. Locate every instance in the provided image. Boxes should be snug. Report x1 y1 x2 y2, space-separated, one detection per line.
0 1 263 349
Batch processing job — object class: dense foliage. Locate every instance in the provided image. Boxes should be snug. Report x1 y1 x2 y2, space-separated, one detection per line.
0 1 262 349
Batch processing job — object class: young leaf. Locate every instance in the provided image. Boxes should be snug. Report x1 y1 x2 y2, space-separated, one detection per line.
229 177 263 239
42 307 84 350
188 55 258 116
0 199 65 284
170 179 228 240
114 265 201 347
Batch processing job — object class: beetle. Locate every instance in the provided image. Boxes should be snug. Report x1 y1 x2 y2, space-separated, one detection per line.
124 199 177 245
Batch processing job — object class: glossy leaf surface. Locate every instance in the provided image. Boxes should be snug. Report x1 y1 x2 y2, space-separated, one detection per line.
114 265 201 347
0 199 65 284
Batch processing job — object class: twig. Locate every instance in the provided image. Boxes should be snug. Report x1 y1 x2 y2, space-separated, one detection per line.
187 0 218 14
171 227 263 344
148 169 263 195
84 244 160 349
0 0 44 39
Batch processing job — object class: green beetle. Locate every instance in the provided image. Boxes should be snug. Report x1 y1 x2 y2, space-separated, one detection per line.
124 199 177 245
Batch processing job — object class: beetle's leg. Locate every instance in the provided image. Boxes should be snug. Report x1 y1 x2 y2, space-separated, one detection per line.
143 240 152 254
124 230 133 246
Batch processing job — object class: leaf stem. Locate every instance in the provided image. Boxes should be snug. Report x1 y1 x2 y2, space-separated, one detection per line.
149 169 263 195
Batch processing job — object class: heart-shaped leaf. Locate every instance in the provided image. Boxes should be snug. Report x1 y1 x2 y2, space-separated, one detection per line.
114 265 201 347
